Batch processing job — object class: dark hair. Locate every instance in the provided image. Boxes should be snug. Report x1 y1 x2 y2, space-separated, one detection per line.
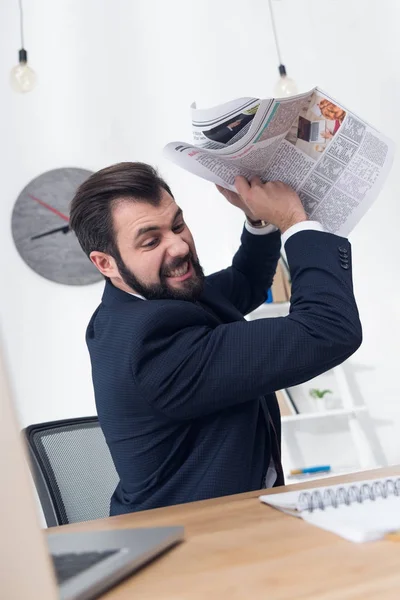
69 162 173 258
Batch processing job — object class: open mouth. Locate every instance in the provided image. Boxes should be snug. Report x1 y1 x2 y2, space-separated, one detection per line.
164 260 192 281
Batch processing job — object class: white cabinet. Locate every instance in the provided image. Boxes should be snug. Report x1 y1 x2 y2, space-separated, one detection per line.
247 302 388 482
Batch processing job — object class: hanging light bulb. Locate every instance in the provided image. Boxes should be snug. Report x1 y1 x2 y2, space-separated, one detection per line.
274 64 298 98
10 48 36 93
10 0 36 93
268 0 298 97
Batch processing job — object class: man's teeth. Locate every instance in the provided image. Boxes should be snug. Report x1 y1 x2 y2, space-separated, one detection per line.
168 261 189 277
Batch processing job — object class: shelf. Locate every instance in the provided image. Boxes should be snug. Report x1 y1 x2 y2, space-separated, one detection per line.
282 406 368 422
248 302 290 320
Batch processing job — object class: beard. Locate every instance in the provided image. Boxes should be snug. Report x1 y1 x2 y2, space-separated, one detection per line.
114 250 205 302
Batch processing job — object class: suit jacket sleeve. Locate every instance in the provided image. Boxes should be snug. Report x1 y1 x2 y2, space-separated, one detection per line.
132 230 362 421
206 227 281 316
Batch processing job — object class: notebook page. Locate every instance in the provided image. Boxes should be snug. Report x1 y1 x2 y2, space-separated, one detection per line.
303 495 400 543
259 476 396 512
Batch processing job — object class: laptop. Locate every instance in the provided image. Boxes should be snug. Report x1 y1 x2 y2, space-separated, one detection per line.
0 340 184 600
297 115 326 143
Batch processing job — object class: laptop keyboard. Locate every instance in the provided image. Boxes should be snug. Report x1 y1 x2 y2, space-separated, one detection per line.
51 550 119 585
310 122 320 141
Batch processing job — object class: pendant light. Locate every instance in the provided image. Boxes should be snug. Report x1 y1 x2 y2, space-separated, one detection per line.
10 0 36 93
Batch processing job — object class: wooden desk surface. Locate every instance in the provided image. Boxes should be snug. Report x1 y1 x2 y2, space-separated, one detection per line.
52 467 400 599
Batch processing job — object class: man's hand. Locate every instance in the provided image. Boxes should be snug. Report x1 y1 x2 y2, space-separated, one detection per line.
215 184 258 221
234 177 307 233
227 119 242 131
321 127 334 140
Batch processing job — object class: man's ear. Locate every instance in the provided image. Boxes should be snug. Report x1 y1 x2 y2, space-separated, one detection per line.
90 251 119 279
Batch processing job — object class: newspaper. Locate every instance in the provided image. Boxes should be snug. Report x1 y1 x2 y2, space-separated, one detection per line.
163 88 395 236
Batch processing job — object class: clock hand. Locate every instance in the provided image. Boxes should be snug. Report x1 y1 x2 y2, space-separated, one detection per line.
31 225 70 241
28 194 70 222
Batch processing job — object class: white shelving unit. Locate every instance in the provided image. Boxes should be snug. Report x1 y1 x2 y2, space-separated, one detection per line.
248 302 388 481
250 302 290 319
282 406 368 422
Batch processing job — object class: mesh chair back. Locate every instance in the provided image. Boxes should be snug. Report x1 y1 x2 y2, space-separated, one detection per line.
24 417 119 527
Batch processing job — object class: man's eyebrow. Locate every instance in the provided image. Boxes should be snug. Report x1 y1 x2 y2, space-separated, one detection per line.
173 207 183 222
135 207 183 240
135 225 159 239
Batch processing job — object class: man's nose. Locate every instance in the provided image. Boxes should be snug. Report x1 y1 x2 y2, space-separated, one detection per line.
166 235 189 258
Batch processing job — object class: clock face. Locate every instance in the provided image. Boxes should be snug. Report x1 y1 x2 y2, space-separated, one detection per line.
12 167 103 285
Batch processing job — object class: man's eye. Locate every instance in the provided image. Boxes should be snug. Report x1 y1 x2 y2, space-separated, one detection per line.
143 238 158 248
173 222 185 233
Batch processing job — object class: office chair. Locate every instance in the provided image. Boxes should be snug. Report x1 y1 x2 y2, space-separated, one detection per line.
23 416 119 527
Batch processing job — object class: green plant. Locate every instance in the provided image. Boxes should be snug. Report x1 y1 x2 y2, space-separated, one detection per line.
309 388 333 399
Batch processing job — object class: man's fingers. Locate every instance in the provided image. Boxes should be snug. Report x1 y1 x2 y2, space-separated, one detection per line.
235 176 250 198
249 176 263 188
216 184 231 200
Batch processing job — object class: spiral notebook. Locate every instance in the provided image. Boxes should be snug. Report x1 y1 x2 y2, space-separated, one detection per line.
260 476 400 543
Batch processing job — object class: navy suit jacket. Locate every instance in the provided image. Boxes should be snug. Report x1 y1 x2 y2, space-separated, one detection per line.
87 227 362 515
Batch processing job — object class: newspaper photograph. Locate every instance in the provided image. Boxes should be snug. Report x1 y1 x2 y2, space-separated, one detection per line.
191 97 260 150
163 87 395 236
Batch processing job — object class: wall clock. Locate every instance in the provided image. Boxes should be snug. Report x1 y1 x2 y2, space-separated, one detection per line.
11 167 103 285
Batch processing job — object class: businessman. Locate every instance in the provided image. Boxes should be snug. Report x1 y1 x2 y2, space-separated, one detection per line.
70 162 362 515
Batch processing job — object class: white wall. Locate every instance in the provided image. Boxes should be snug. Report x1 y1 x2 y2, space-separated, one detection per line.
1 0 399 465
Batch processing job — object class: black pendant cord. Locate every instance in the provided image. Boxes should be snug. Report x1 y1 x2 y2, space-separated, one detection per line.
268 0 286 75
18 0 28 62
18 0 24 48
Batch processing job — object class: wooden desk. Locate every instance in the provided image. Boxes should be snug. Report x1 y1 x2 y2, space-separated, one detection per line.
52 467 400 599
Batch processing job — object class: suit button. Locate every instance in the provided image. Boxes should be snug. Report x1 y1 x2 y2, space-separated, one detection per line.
338 246 347 252
341 263 350 269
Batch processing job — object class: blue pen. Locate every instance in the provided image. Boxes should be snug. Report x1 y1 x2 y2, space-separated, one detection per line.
290 465 331 475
